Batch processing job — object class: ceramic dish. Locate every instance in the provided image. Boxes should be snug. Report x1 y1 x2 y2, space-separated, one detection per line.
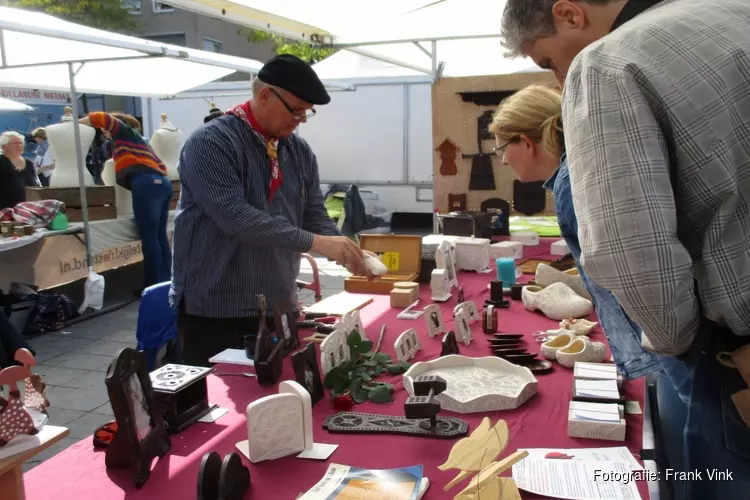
403 355 538 413
527 360 553 373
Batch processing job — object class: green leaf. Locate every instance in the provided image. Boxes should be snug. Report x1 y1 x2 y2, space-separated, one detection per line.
338 360 353 373
353 390 369 404
369 385 394 404
373 365 384 375
362 359 377 367
355 364 368 372
374 353 392 363
362 352 375 359
357 340 374 354
385 364 404 375
349 378 361 394
398 360 412 371
360 373 372 382
347 330 362 346
323 366 342 389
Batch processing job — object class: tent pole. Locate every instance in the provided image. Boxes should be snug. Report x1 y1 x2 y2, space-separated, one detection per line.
0 29 6 67
67 62 94 269
431 40 437 80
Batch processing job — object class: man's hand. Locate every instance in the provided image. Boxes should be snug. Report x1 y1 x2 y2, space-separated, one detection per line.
311 235 366 277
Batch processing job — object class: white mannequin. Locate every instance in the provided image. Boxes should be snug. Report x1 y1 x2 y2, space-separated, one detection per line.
46 106 96 188
101 158 116 186
150 113 182 180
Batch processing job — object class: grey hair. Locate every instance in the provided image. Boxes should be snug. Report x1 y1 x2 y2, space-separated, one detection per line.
251 77 268 98
500 0 617 57
0 131 25 152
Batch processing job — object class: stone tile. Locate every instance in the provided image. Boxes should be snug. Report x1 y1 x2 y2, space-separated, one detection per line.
44 352 113 372
22 437 81 471
35 365 90 387
46 386 109 412
61 371 107 391
64 322 117 340
27 336 92 363
65 412 113 439
91 402 114 417
47 408 87 426
77 340 133 357
102 329 137 344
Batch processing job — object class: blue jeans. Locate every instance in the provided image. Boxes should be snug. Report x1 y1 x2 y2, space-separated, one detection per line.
131 171 173 288
657 324 750 499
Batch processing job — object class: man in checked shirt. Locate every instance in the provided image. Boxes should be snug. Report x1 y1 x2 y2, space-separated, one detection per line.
501 0 750 498
171 55 370 367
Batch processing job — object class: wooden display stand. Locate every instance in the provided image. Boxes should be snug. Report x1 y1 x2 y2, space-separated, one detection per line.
0 426 69 500
344 235 422 294
25 186 116 222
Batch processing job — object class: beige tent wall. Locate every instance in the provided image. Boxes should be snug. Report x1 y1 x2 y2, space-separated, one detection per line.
432 73 557 213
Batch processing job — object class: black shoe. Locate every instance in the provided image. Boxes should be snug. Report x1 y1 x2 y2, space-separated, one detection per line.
218 452 251 500
197 452 222 500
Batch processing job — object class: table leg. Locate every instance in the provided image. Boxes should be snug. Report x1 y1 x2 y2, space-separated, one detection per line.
0 465 25 500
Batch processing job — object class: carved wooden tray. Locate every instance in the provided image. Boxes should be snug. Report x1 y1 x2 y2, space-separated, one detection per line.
403 355 538 414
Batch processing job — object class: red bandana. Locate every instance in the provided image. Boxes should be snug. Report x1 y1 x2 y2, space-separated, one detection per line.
226 102 282 202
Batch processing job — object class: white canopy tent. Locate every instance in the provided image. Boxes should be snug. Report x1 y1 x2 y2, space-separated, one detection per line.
0 6 270 276
166 0 540 78
0 96 32 111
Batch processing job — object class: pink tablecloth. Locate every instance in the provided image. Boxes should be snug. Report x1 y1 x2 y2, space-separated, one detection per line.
24 244 647 500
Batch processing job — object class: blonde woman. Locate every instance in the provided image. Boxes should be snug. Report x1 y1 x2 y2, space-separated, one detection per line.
0 131 39 210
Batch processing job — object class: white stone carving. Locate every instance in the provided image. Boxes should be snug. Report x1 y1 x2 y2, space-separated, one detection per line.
150 114 182 180
454 301 479 323
510 231 540 246
320 329 350 376
435 240 459 288
454 308 473 346
394 328 421 362
522 282 593 320
535 263 590 299
423 304 446 338
489 241 523 260
239 380 312 463
403 355 538 414
454 237 491 273
551 239 569 256
102 158 116 186
46 108 96 188
342 309 368 341
430 268 451 302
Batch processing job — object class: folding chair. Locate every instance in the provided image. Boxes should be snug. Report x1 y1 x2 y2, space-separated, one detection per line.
296 253 322 303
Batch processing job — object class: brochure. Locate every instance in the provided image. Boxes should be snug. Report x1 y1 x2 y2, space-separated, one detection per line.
298 463 428 500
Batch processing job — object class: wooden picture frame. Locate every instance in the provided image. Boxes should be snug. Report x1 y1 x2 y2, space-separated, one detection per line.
291 343 325 406
105 348 170 488
274 301 299 357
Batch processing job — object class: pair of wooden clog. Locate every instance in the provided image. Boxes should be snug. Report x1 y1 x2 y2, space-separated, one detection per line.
197 452 250 500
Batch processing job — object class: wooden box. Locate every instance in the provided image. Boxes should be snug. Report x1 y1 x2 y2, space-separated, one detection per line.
25 186 115 207
344 235 423 294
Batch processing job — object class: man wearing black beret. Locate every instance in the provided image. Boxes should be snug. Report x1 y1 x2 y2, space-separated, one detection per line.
170 54 367 366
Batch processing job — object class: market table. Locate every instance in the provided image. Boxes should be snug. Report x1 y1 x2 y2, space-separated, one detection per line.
23 258 648 500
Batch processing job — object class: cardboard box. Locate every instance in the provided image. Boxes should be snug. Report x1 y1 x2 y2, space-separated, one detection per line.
345 234 422 294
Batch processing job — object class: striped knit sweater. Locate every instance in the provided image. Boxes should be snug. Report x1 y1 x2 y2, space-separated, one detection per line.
89 112 167 189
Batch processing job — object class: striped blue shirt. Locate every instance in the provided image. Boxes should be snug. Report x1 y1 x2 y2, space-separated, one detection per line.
169 114 340 318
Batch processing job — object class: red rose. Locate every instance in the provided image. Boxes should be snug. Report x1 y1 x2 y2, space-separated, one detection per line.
333 394 354 411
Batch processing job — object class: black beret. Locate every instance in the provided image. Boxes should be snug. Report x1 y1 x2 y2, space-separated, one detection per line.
258 54 330 105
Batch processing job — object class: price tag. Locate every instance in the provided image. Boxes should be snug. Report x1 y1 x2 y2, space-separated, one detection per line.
381 252 400 272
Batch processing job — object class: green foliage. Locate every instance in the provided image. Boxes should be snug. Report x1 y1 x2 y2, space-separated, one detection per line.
323 330 410 405
238 28 337 64
5 0 140 31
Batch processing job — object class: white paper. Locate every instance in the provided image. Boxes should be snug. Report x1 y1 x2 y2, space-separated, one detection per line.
297 443 339 460
513 459 642 500
208 348 255 367
198 407 228 423
520 447 643 471
571 401 621 423
575 363 618 379
576 379 620 399
624 401 643 415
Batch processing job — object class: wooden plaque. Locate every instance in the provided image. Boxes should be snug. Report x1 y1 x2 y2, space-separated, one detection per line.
291 343 325 406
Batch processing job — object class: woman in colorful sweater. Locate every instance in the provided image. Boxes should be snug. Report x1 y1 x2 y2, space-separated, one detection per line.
80 112 173 290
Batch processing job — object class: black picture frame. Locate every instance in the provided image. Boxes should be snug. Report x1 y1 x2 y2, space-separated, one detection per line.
274 301 299 357
254 295 283 386
291 343 325 406
441 331 460 357
105 348 171 488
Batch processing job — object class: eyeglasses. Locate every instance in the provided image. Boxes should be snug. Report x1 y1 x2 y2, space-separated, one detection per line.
270 88 316 120
492 141 510 155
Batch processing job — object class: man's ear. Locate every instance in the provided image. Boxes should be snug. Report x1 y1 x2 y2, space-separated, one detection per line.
552 0 586 30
